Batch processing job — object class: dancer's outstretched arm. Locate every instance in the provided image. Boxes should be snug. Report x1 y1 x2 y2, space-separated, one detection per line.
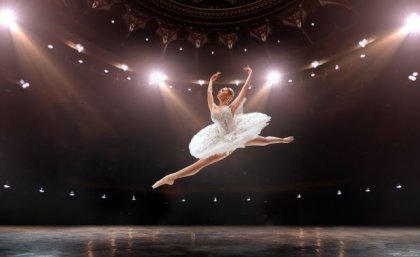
230 66 252 113
207 72 221 112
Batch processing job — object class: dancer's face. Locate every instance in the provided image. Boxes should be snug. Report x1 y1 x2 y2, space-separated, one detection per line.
217 87 232 104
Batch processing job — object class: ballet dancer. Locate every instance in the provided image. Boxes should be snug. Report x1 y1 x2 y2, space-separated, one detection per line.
152 66 294 189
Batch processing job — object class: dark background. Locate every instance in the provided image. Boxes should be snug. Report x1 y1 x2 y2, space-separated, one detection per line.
0 0 419 225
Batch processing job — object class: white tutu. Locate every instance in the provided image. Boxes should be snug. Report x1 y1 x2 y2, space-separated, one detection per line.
189 98 271 159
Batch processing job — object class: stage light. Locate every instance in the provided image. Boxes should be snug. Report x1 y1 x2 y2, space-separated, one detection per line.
405 13 420 33
145 37 149 42
360 54 366 58
358 38 368 48
78 59 83 64
310 72 316 77
0 9 16 29
235 80 240 86
297 194 302 199
288 79 293 83
47 44 54 49
127 76 131 80
198 80 205 86
188 87 191 91
39 187 45 193
179 47 183 51
365 187 371 193
69 191 75 197
3 181 10 189
248 86 252 90
244 48 247 52
246 197 251 202
413 72 418 76
182 198 186 202
121 64 128 71
150 71 167 85
267 71 281 85
104 69 109 73
277 39 281 44
311 61 319 68
408 75 417 81
211 51 215 55
19 79 30 88
111 19 115 24
102 194 106 199
396 183 402 189
337 190 342 195
213 197 218 202
75 44 84 53
132 195 136 201
169 85 173 89
335 65 340 70
311 22 315 26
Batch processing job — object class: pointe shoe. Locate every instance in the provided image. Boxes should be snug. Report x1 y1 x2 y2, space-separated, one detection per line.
282 136 294 143
152 175 175 189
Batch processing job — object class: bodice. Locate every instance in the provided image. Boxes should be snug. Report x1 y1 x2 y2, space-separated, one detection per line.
210 106 236 135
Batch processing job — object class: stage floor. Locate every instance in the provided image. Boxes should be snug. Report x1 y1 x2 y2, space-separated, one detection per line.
1 226 420 256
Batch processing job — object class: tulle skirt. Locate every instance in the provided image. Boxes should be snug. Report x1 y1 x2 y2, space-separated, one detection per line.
189 112 271 159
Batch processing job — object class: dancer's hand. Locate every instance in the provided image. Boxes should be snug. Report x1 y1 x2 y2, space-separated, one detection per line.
210 72 221 82
243 65 252 75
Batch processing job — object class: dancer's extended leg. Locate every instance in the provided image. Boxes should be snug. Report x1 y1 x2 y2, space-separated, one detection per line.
152 150 233 189
245 136 294 147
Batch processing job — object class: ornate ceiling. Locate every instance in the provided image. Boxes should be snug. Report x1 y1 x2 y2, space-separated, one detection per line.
81 0 353 49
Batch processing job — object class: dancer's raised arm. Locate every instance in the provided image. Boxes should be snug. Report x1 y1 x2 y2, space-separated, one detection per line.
208 72 221 112
230 66 252 114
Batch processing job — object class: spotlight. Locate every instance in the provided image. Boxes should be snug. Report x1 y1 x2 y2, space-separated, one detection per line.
78 59 84 64
47 44 54 49
335 65 340 70
244 48 247 52
360 54 366 58
211 51 215 55
246 197 251 202
179 47 183 51
104 69 109 73
150 71 167 85
121 64 128 71
358 38 368 48
413 72 418 76
311 61 319 68
75 44 84 53
311 22 315 26
277 39 281 44
267 71 281 85
145 37 149 42
297 194 302 199
337 190 342 195
213 197 218 202
396 183 402 189
365 187 371 193
248 86 252 90
408 75 417 81
132 195 136 201
288 79 293 83
111 19 115 24
101 194 106 199
235 80 240 86
39 187 45 193
169 85 173 89
181 198 186 202
19 79 30 89
69 191 75 197
0 9 16 29
188 87 191 91
310 72 316 77
405 13 420 33
198 80 205 86
127 76 131 81
3 182 10 189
